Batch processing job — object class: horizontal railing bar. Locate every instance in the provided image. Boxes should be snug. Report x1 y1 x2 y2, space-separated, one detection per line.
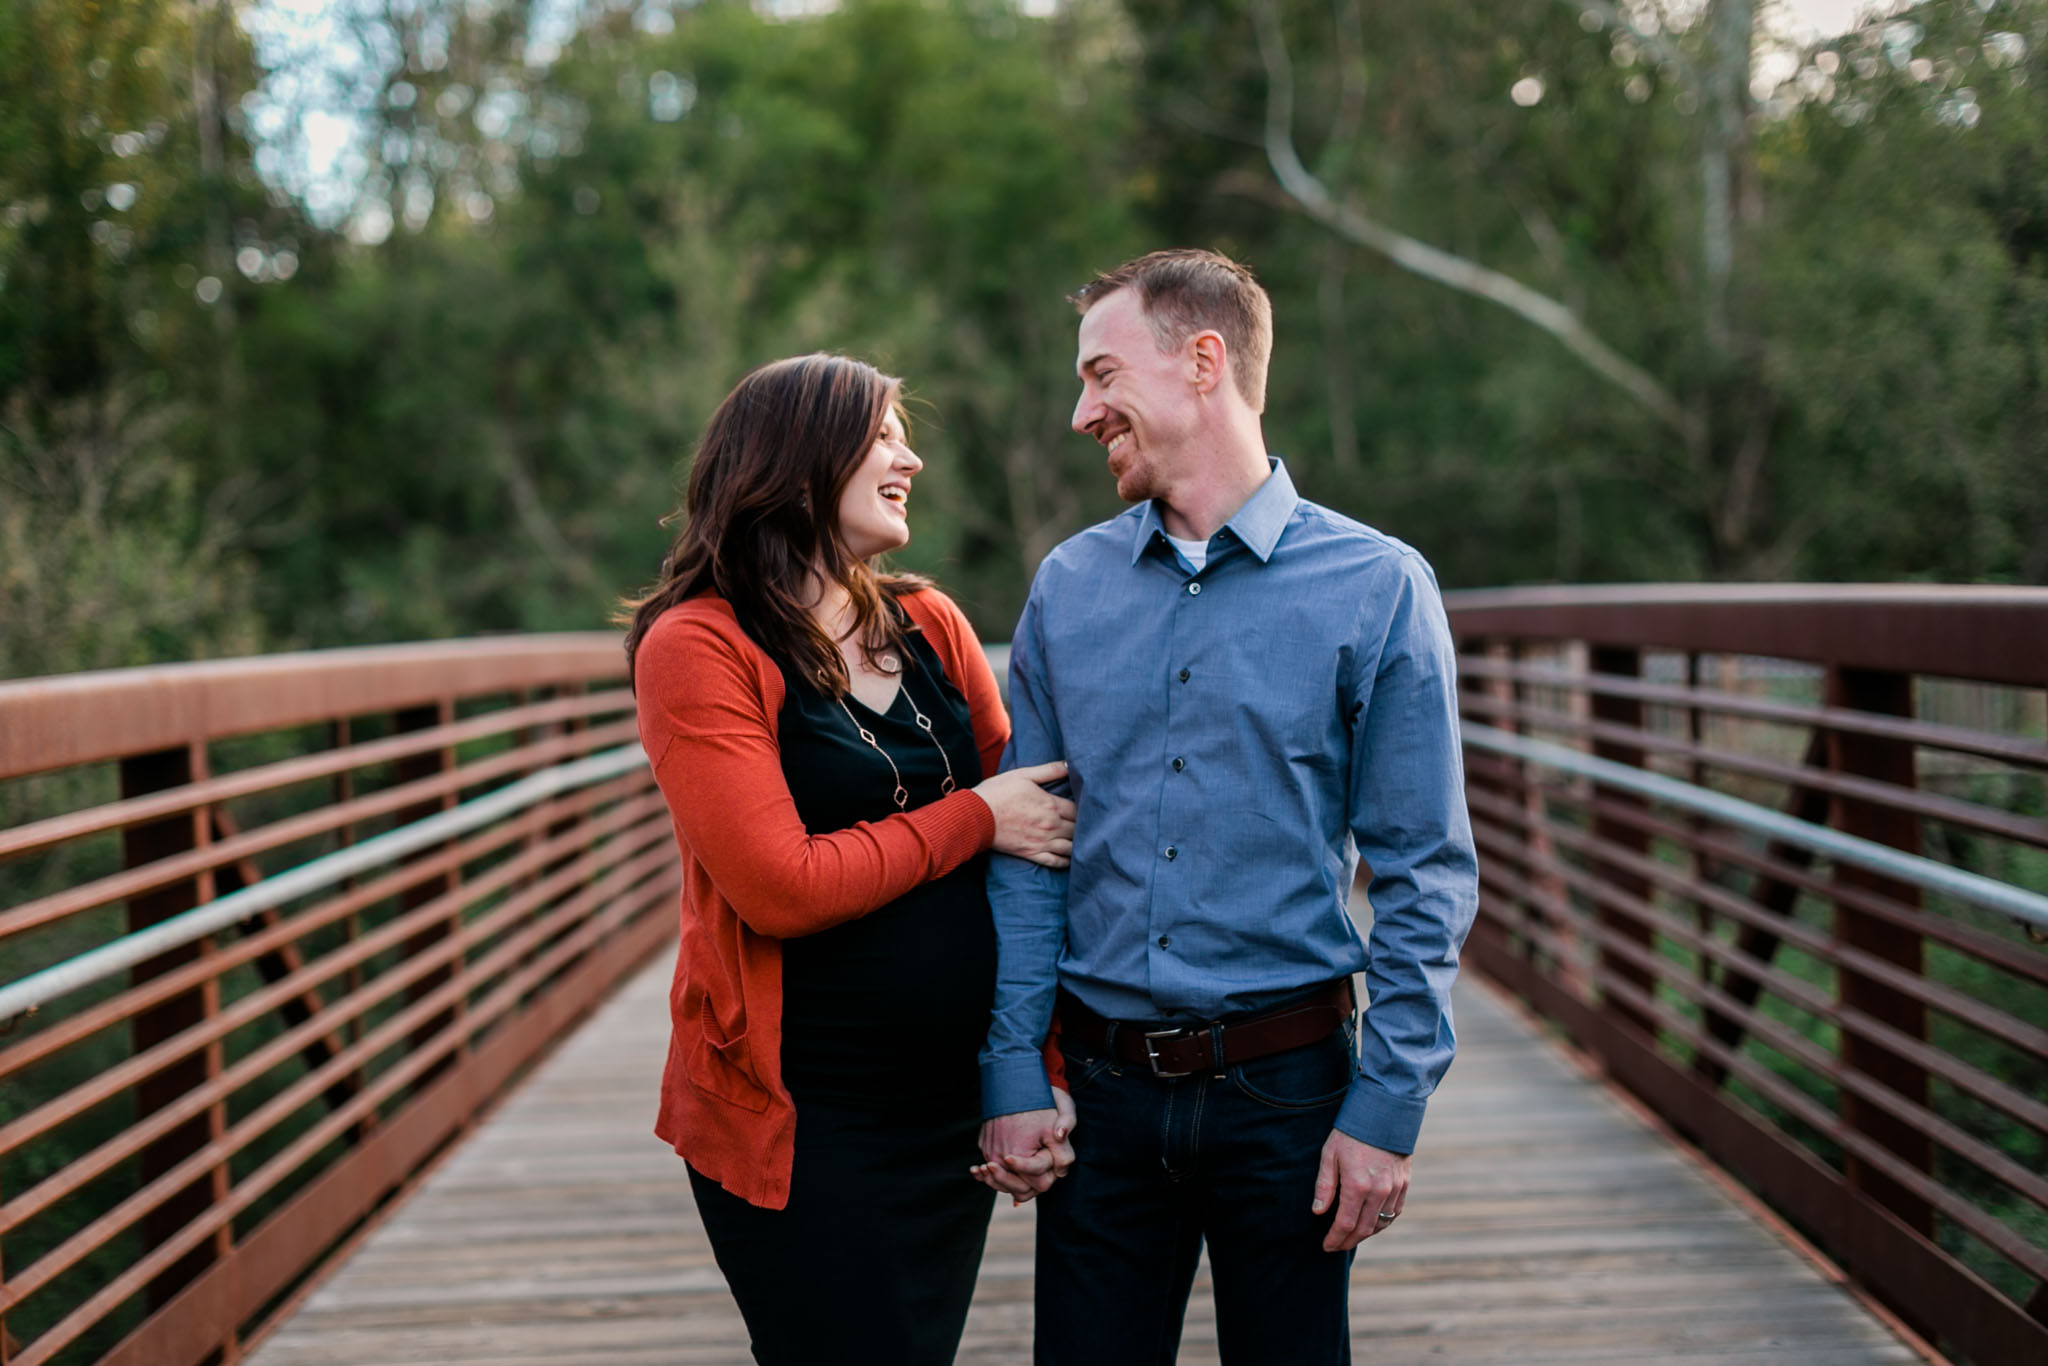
1472 822 1848 1031
1470 814 2048 1135
87 903 673 1366
0 689 633 863
0 801 669 1177
1588 962 2048 1279
1458 655 2048 769
1478 859 2048 1269
7 872 672 1362
1470 749 2048 1013
0 720 639 944
1557 784 2048 990
1442 583 2048 688
0 775 646 1085
0 743 651 1024
0 632 626 779
1476 846 2048 1210
1482 892 2048 1351
1461 722 2048 931
0 840 674 1298
1462 694 2048 851
1465 787 2048 1062
1 848 675 1317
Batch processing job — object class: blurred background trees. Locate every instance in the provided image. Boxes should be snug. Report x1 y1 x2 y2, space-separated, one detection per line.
3 0 2044 676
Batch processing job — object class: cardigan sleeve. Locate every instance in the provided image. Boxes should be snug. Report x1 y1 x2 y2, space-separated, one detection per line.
902 588 1010 779
637 608 997 939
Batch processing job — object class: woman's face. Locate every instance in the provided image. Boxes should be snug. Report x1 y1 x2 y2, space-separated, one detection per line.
834 404 922 561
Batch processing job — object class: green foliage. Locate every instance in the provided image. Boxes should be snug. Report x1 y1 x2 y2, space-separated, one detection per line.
4 0 2044 678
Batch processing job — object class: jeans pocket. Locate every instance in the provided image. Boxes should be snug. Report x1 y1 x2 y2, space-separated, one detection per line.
1228 1035 1353 1110
1057 1046 1118 1097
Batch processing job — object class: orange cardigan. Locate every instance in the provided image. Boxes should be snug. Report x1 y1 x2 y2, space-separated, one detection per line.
636 587 1021 1209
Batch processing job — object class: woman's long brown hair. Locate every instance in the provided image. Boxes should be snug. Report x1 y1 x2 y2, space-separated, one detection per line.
620 353 926 694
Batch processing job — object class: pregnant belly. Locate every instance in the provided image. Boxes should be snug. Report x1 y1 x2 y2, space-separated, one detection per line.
778 866 996 1102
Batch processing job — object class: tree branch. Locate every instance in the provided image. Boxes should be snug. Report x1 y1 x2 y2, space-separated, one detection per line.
1251 0 1701 449
491 421 606 597
1323 0 1368 178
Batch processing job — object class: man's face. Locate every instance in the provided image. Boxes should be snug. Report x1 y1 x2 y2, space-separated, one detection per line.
1071 289 1199 504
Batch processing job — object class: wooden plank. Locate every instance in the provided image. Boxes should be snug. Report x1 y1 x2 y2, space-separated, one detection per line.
244 951 1922 1366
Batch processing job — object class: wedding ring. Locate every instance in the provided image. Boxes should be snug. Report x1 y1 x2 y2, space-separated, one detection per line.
1375 1210 1397 1221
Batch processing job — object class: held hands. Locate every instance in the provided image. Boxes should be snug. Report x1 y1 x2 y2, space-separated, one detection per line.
1311 1130 1410 1251
974 761 1076 869
970 1087 1077 1203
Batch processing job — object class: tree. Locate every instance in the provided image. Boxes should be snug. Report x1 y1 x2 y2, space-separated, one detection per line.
1118 0 2044 584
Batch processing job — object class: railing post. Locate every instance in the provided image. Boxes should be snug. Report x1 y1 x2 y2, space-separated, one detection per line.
1826 665 1933 1238
332 716 373 1135
544 683 591 876
2 1172 12 1365
1459 638 1521 969
1589 645 1657 1039
397 701 463 1081
120 742 217 1311
1515 641 1582 999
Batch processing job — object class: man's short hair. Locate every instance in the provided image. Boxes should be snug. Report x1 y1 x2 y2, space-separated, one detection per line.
1069 248 1274 413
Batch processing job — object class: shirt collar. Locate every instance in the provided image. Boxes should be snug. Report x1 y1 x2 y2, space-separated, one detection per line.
1130 456 1299 566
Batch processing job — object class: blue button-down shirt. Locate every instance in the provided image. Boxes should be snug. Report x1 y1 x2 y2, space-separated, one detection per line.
980 459 1479 1154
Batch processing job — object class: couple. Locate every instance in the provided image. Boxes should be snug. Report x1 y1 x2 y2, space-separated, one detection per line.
627 250 1479 1365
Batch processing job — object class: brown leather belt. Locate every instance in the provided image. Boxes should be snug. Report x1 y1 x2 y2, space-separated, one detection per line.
1057 981 1355 1078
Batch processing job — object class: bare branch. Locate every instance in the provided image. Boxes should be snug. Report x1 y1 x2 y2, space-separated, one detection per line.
1158 89 1267 150
1251 0 1701 449
1323 0 1368 178
1317 242 1360 471
1700 0 1753 350
1567 1 1695 84
1501 185 1573 290
492 424 607 597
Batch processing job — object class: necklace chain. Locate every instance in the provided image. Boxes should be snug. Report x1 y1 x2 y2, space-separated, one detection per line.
834 677 957 813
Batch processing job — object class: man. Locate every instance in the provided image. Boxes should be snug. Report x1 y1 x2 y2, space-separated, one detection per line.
974 249 1479 1364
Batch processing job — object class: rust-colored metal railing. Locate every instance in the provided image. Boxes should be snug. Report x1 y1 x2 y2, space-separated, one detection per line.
0 636 676 1366
1445 585 2048 1366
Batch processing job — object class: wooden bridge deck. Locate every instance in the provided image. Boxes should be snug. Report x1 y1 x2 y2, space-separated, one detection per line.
246 953 1922 1366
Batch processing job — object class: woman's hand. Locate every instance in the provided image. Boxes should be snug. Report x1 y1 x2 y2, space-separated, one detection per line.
972 1086 1078 1203
973 760 1076 868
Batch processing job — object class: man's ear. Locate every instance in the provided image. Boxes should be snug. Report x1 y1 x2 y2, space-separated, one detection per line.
1188 331 1228 396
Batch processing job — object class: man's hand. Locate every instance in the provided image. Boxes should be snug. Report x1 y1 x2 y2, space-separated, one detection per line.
1311 1129 1410 1251
972 1088 1077 1202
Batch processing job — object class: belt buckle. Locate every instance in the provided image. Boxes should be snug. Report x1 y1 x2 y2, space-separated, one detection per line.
1141 1026 1197 1078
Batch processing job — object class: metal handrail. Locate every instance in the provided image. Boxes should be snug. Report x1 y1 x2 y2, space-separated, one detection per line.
0 743 650 1026
1460 722 2048 932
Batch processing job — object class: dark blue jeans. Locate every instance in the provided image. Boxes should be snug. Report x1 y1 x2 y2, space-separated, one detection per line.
1034 1022 1358 1365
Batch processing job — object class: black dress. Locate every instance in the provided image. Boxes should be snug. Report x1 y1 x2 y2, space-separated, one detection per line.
686 619 998 1366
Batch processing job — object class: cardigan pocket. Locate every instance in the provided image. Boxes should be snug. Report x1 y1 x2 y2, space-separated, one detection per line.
686 994 770 1113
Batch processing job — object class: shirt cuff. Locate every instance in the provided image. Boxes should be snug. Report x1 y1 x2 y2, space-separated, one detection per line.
981 1055 1056 1120
1334 1077 1428 1155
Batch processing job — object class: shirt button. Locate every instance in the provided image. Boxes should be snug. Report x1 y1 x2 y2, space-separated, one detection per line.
1178 668 1190 683
1187 582 1202 596
1164 845 1178 861
1158 935 1172 949
1171 757 1185 772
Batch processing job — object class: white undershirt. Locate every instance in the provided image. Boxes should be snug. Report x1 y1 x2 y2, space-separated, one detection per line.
1164 533 1209 573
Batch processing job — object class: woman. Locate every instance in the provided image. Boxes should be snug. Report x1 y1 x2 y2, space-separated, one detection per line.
625 353 1075 1365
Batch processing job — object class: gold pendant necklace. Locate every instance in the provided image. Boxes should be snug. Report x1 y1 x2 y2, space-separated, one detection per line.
835 681 958 812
